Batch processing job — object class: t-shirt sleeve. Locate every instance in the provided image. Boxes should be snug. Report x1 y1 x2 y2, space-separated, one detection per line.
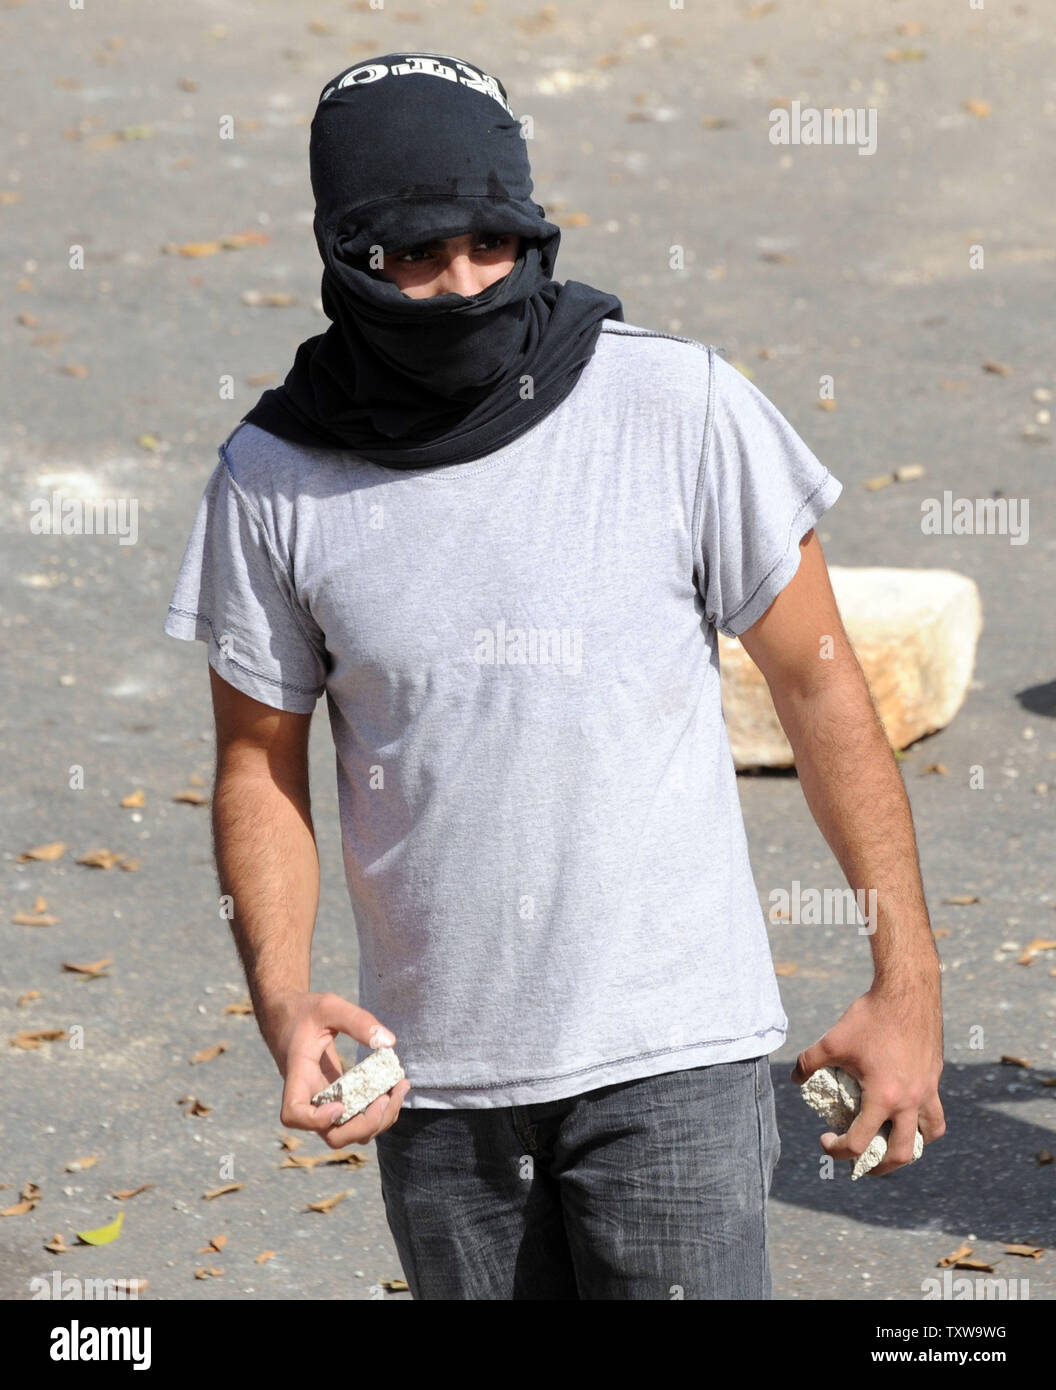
693 349 843 638
163 456 328 713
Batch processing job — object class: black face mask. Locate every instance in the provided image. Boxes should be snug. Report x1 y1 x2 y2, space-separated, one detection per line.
241 52 624 467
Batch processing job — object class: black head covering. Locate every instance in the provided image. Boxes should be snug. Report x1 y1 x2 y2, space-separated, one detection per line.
240 52 624 467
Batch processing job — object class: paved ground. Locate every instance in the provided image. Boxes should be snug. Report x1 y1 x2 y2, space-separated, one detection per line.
2 0 1054 1301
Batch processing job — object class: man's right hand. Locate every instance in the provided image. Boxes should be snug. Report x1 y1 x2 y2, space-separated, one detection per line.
259 991 412 1147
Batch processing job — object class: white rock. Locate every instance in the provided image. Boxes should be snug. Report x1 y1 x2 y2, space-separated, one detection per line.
311 1047 405 1124
800 1065 924 1180
719 567 982 769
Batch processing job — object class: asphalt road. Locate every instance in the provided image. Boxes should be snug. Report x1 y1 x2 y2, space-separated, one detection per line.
2 0 1054 1302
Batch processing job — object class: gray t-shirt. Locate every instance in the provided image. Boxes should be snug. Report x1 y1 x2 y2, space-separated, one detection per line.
164 320 843 1108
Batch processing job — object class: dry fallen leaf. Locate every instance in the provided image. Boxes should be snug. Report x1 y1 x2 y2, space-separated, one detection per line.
18 841 67 862
932 928 952 939
1017 938 1056 965
1000 1055 1032 1068
62 958 114 978
222 999 253 1015
172 789 209 806
921 763 948 775
193 1265 226 1279
255 1250 276 1264
305 1191 349 1213
120 789 145 808
190 1042 229 1065
963 98 992 118
64 1155 100 1172
177 1096 213 1117
241 290 297 308
982 359 1011 375
955 1258 995 1272
197 1235 228 1253
16 990 42 1006
76 848 126 869
864 472 894 491
381 1278 409 1292
174 241 224 257
118 1278 149 1295
118 857 141 872
220 232 269 249
1036 1150 1054 1165
44 1233 69 1254
280 1148 369 1170
10 1028 68 1050
111 1184 153 1200
1004 1244 1044 1258
203 1183 244 1200
938 1242 974 1267
11 912 60 926
1 1199 38 1217
279 1135 303 1152
773 962 798 977
942 894 979 905
327 1150 369 1168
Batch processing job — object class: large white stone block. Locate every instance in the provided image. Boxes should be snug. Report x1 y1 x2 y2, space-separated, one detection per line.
719 567 983 770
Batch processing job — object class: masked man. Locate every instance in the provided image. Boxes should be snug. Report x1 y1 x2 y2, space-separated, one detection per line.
165 51 945 1300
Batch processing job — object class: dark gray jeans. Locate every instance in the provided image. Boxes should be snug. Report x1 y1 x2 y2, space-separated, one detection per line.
373 1054 781 1299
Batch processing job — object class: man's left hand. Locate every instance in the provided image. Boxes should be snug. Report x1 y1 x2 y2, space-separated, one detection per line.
790 975 945 1176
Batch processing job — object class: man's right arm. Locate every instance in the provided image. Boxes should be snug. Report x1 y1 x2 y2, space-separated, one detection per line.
209 662 320 1062
208 664 411 1143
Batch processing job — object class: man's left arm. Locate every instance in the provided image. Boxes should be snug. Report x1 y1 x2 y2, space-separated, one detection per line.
737 527 946 1176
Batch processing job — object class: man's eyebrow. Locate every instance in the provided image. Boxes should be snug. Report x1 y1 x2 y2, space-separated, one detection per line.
392 231 515 254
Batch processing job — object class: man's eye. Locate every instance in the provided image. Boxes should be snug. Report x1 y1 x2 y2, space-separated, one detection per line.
388 235 514 264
